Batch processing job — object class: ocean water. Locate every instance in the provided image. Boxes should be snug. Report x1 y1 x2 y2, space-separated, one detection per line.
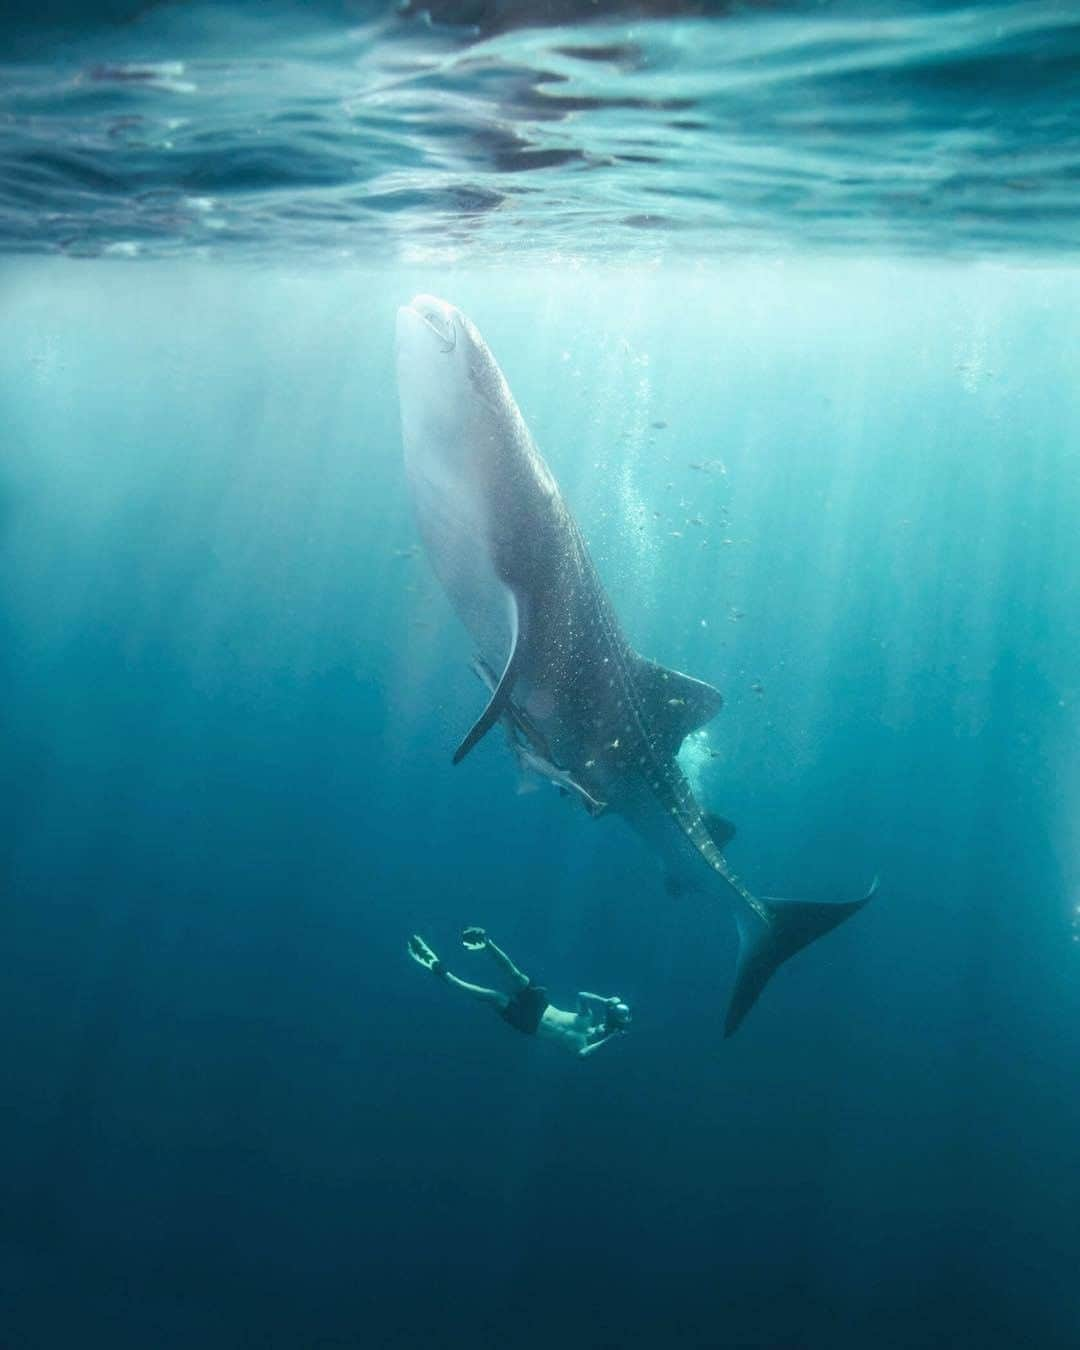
3 5 1080 1350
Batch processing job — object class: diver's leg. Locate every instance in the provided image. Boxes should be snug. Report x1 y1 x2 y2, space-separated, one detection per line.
444 971 508 1009
481 939 530 989
411 935 507 1008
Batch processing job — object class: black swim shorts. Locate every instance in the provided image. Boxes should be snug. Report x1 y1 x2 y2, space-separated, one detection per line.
500 983 549 1035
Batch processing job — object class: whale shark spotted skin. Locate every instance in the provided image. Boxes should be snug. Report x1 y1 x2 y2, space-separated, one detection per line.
396 294 876 1035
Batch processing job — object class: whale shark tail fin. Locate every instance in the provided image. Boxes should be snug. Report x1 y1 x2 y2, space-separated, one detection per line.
724 878 878 1037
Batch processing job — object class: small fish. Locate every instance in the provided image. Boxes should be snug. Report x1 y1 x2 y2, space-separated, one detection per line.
607 739 620 751
393 546 419 559
670 530 683 539
730 607 745 621
751 681 765 695
651 420 668 430
689 461 704 471
666 697 687 707
584 759 596 769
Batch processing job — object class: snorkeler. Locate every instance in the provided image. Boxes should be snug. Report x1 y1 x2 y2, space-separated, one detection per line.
408 928 632 1058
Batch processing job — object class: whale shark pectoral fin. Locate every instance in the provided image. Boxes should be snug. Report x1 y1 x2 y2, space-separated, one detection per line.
453 594 525 765
632 656 723 755
469 648 555 764
468 652 500 694
724 877 879 1037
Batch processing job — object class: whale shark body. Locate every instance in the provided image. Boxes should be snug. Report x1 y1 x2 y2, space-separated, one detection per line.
396 294 875 1035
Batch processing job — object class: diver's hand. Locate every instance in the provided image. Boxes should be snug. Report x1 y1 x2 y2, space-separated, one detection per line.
408 934 442 973
461 926 487 950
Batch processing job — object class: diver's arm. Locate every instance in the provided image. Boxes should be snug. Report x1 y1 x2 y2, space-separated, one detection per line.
577 991 610 1013
578 1032 617 1058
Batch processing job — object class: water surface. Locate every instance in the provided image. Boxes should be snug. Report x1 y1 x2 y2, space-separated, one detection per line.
3 0 1080 262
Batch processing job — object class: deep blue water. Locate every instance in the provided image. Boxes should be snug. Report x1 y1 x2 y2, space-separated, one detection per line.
3 261 1079 1348
3 4 1080 1349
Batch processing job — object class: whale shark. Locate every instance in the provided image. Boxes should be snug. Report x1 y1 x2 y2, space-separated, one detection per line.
396 294 876 1035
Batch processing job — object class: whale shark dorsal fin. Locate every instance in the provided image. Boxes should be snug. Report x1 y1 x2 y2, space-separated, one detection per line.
453 593 525 765
633 656 723 755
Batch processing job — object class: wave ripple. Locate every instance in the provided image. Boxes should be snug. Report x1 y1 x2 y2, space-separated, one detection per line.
2 1 1079 262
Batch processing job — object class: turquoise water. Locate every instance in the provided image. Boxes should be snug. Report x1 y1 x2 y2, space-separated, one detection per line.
3 4 1080 1348
4 2 1080 261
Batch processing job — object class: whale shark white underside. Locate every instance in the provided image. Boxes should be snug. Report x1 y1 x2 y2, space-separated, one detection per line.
396 293 876 1036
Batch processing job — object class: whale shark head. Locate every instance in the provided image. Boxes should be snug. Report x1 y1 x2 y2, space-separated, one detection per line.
396 294 460 371
396 294 515 477
396 294 529 661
